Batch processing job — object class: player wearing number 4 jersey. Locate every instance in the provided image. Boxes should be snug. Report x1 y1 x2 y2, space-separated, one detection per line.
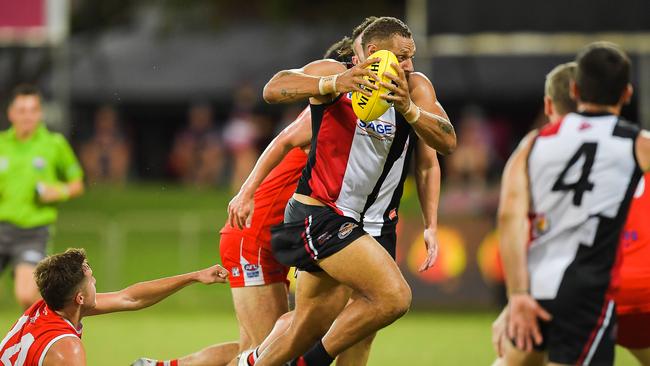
0 249 228 366
500 42 650 366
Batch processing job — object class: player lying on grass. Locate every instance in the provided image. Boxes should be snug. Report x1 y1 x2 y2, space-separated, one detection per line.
0 248 229 366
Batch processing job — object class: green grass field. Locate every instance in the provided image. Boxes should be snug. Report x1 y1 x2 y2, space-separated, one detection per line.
0 185 641 365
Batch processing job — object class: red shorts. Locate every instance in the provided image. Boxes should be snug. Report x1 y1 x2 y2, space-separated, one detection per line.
617 312 650 349
219 232 289 288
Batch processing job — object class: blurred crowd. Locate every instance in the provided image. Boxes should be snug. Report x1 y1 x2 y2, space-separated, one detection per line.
71 86 537 196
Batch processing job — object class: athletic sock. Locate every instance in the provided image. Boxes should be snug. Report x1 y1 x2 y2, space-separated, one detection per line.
301 340 334 366
246 347 259 366
155 361 178 366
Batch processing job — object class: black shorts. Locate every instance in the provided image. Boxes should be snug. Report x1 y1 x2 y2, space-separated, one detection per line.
373 229 396 259
272 199 366 272
528 297 616 365
0 222 49 272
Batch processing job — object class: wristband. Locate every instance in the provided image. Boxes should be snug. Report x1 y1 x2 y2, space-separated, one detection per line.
404 100 421 124
318 75 338 95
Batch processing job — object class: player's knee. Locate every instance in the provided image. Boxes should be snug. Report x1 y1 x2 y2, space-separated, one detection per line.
378 282 411 321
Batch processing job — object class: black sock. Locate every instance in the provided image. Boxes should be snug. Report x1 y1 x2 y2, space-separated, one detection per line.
302 340 334 366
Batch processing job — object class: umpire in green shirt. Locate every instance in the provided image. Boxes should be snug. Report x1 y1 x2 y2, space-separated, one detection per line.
0 84 84 309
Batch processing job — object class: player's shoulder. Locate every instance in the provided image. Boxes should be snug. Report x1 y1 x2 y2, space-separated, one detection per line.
42 335 85 366
303 59 347 77
613 117 641 139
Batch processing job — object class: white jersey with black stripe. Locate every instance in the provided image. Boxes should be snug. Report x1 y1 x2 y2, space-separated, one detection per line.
527 112 641 300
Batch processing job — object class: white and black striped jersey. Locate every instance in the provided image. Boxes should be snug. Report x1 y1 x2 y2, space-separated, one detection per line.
527 112 643 300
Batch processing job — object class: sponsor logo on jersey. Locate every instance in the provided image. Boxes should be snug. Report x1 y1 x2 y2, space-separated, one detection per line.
579 121 592 131
231 267 241 277
338 222 358 239
357 120 395 137
388 208 397 220
244 264 258 272
317 231 332 245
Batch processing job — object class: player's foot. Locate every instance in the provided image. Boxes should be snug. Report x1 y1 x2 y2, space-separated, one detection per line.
131 358 178 366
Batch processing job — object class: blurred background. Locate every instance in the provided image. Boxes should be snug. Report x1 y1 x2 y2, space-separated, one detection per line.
0 0 649 364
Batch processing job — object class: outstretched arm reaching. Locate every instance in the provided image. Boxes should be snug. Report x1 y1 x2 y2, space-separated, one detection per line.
87 264 228 316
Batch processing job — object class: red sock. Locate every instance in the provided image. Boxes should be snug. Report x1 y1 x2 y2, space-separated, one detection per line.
155 361 178 366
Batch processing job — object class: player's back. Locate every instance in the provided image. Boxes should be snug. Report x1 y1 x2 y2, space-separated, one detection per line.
527 112 642 300
0 300 81 366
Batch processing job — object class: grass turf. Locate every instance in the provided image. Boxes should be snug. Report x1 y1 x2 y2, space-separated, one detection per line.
0 185 641 365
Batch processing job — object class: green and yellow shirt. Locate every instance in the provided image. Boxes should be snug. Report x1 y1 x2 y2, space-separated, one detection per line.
0 124 83 228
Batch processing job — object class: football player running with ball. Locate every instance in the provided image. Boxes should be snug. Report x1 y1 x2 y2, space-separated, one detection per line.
254 16 455 366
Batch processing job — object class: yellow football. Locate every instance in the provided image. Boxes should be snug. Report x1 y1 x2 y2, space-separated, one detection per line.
351 50 399 122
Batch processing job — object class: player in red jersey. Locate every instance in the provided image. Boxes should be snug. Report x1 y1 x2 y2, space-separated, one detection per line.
0 248 228 366
612 171 650 365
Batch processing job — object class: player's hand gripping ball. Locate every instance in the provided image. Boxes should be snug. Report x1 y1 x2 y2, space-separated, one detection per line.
352 50 399 122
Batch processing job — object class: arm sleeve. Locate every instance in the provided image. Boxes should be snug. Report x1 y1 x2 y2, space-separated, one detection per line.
55 135 84 181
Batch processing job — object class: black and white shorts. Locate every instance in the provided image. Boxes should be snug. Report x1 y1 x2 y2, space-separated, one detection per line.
271 198 366 272
0 222 49 272
530 295 616 365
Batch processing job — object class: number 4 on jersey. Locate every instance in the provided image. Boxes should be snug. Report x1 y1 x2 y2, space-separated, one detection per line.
552 142 598 206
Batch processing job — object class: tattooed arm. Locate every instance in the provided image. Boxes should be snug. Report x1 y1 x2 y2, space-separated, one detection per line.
381 70 456 155
262 58 380 105
405 72 456 155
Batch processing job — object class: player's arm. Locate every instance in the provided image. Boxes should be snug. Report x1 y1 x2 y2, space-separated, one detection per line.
381 71 456 155
263 58 379 105
414 139 441 272
228 107 312 229
38 136 85 203
37 179 84 203
636 130 650 172
498 130 551 352
86 264 228 316
42 336 86 366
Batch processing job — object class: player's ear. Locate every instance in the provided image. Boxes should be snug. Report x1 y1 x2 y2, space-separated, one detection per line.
74 291 84 306
366 44 378 57
622 83 634 105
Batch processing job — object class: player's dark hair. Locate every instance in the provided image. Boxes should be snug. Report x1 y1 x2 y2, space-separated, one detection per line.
361 17 412 50
9 84 42 105
352 16 379 41
35 248 88 310
575 42 630 106
545 62 577 115
323 36 354 64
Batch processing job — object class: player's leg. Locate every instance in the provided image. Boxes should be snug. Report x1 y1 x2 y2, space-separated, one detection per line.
314 234 411 359
11 225 48 309
333 231 398 366
627 348 650 366
14 263 40 309
231 283 290 350
334 293 376 366
502 338 546 366
255 271 352 366
177 342 240 366
618 312 650 366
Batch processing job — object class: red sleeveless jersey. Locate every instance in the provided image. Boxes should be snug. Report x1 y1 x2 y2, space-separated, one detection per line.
0 300 82 366
617 173 650 314
220 146 308 243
